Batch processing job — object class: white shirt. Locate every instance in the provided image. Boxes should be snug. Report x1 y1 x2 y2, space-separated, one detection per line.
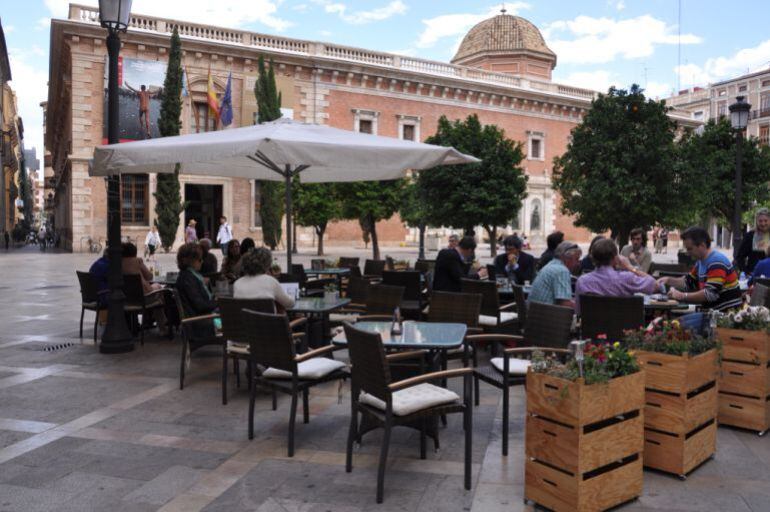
233 274 295 310
217 222 233 244
145 230 161 247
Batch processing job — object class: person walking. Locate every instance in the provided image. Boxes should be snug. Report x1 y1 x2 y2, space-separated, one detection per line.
144 225 161 258
216 216 233 257
38 226 47 251
736 208 770 275
185 219 198 243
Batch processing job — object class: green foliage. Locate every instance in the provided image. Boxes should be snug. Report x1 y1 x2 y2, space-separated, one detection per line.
294 182 342 255
419 115 527 248
154 28 185 251
533 341 639 385
399 178 428 228
623 319 719 356
253 55 284 249
337 180 405 259
679 117 770 225
552 84 683 245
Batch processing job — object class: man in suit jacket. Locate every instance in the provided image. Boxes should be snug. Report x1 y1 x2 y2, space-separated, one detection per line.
493 235 535 285
433 236 487 292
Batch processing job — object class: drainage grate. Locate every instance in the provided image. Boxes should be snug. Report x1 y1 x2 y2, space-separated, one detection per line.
40 342 76 352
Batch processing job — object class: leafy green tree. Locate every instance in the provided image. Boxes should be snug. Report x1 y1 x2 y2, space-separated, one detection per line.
338 180 405 260
399 178 430 259
679 117 770 228
254 56 284 249
154 27 185 251
552 84 684 245
419 114 527 255
294 182 342 255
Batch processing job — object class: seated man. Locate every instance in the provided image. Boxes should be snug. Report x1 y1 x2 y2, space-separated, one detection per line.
657 226 742 311
199 238 218 275
620 228 653 273
528 241 582 309
433 236 487 292
575 238 657 313
89 248 110 305
537 231 564 271
493 235 535 285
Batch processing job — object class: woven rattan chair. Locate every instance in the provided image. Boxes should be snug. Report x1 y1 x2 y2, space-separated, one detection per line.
343 323 472 503
123 274 166 346
461 278 518 331
172 289 223 390
76 271 108 344
751 283 770 307
290 264 333 297
382 271 424 317
649 262 688 278
243 309 348 455
415 259 435 275
579 294 644 341
385 255 395 271
329 277 370 325
471 302 573 455
339 257 360 269
512 284 528 327
364 284 405 317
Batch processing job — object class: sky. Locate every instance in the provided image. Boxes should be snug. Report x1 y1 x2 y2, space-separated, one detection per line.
3 0 770 168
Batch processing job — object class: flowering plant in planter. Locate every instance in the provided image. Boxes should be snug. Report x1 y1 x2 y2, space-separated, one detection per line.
532 335 639 385
716 305 770 332
623 318 717 356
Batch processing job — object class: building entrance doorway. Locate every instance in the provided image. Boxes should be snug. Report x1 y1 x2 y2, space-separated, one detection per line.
184 184 223 242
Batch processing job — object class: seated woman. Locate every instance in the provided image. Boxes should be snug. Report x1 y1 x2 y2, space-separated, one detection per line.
121 242 161 294
220 239 241 282
234 247 295 311
175 242 218 337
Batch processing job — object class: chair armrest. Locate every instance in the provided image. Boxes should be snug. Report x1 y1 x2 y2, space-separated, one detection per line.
385 350 427 362
346 303 367 310
465 327 484 336
499 302 517 311
357 315 393 322
181 313 219 324
465 334 523 345
295 344 342 363
389 367 471 392
289 317 307 330
503 346 571 356
144 289 166 298
292 332 306 339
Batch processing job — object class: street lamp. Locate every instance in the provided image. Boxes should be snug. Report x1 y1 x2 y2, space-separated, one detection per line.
99 0 134 354
728 95 751 259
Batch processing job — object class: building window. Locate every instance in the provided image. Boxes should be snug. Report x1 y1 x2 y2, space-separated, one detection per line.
121 174 149 225
402 124 415 141
191 101 217 133
352 108 379 135
693 111 704 120
397 115 421 141
739 84 748 92
760 125 769 147
718 89 727 97
761 94 770 116
527 131 545 160
253 181 262 227
717 101 727 118
763 80 770 88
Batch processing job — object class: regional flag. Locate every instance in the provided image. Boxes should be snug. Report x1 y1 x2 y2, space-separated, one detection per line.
219 72 233 127
207 70 220 122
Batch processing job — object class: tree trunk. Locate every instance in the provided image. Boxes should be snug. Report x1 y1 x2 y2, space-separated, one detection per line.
370 215 380 260
292 220 298 254
464 226 475 237
418 224 426 260
485 225 497 257
316 224 326 256
616 227 632 248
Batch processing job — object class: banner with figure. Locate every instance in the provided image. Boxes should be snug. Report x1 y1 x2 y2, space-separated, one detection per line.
102 57 166 143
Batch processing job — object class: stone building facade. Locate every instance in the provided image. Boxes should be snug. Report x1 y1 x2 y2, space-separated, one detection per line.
45 4 695 252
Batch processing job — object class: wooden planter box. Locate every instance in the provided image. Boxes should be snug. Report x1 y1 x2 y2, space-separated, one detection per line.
635 349 718 478
525 370 644 512
717 327 770 434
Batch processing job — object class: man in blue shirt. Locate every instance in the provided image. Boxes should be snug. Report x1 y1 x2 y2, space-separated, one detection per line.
528 241 582 309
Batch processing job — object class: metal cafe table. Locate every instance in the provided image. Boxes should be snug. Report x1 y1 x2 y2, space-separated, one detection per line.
290 296 351 348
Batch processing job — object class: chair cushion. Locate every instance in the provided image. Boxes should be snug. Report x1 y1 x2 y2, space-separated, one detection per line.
359 383 460 416
478 312 518 327
329 313 359 323
226 341 249 355
262 357 346 380
490 357 531 375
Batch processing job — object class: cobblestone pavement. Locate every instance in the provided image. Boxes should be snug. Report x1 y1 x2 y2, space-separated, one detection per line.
0 246 768 512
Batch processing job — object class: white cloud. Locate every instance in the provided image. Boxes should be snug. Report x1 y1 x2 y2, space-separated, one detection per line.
6 49 49 164
319 30 333 37
610 0 626 11
543 15 701 64
4 25 15 33
43 0 293 32
314 0 407 24
557 70 617 93
292 3 309 12
416 3 531 49
643 81 673 99
676 39 770 87
36 18 51 31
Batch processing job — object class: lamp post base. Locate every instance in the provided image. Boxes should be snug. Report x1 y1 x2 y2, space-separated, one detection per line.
99 339 135 354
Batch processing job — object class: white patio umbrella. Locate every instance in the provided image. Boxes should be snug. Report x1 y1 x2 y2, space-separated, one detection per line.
91 118 479 267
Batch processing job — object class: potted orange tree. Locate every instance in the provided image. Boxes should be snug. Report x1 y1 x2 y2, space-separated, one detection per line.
624 319 719 479
716 305 770 435
525 341 644 512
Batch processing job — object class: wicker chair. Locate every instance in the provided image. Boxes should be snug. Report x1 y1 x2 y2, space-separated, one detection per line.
339 257 361 269
172 289 223 390
512 284 528 327
461 278 518 331
385 255 396 271
751 283 770 307
290 264 333 297
579 295 644 341
343 323 472 503
123 274 166 346
470 302 574 455
364 259 386 281
365 284 405 316
242 309 348 456
75 271 108 344
329 277 370 325
382 271 424 317
649 262 688 278
415 259 435 275
310 259 326 270
427 291 484 377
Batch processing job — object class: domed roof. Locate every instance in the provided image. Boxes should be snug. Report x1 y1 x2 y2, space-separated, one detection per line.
452 13 556 66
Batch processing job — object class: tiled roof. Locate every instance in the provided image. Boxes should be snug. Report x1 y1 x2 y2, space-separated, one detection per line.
452 14 556 63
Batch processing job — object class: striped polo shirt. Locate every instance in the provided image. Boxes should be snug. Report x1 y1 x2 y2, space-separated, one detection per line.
685 250 742 311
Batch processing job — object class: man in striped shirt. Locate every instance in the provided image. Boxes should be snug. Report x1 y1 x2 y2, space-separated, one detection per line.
656 226 742 311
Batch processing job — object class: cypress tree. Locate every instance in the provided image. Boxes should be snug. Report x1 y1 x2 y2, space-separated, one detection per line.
154 28 185 251
254 56 284 249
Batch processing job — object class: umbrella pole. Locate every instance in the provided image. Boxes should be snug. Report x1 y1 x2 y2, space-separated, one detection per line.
285 165 292 271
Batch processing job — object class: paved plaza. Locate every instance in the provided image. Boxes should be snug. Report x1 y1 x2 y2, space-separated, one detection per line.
0 247 769 511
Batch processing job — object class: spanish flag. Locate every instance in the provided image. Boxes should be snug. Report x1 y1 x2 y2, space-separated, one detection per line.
207 68 220 123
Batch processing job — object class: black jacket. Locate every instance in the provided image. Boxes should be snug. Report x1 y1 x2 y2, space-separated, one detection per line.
736 230 766 274
175 268 218 339
493 251 536 285
201 253 218 275
433 248 473 292
537 249 555 271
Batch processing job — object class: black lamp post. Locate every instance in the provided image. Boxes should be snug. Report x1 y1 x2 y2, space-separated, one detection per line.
99 0 134 354
729 95 751 259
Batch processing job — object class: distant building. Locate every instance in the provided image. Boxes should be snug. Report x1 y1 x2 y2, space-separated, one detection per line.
0 19 13 233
